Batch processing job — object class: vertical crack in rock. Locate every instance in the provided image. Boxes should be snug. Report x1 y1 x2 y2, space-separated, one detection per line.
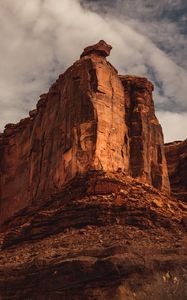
108 71 115 170
33 133 46 203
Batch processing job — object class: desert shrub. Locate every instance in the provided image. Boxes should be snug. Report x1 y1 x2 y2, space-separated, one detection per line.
140 270 187 300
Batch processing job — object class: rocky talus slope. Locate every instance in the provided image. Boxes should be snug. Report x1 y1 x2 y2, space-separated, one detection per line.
0 41 186 300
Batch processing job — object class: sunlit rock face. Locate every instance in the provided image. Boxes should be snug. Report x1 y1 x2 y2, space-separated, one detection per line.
0 40 170 225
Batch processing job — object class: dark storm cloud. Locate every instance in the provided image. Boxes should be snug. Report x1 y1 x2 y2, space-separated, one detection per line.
83 0 187 69
0 0 186 142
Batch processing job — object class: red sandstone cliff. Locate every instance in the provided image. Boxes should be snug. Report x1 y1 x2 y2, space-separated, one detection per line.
0 41 186 300
165 139 187 202
0 40 170 226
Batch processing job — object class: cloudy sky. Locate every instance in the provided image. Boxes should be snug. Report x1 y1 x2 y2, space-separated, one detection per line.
0 0 186 142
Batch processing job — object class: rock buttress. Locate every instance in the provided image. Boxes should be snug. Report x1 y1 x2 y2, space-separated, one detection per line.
0 41 129 225
165 139 187 201
120 75 170 192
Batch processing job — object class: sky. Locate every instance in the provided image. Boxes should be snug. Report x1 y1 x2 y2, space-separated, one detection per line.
0 0 186 142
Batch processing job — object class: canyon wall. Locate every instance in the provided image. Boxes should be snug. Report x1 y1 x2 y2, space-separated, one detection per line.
0 41 170 225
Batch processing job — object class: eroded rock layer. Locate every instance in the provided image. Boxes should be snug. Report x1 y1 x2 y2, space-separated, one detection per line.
165 139 187 201
0 40 169 225
0 173 186 300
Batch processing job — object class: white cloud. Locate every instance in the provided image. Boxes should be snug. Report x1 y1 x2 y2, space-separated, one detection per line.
157 111 187 142
0 0 186 142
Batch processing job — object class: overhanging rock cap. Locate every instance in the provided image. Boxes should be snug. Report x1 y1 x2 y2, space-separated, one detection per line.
80 40 112 58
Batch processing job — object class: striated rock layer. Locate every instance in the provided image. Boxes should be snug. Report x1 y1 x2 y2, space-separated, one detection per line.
0 40 170 225
165 139 187 202
0 173 186 299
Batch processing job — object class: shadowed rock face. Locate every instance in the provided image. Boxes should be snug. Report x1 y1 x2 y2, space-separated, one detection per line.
0 41 169 225
165 140 187 201
120 75 170 192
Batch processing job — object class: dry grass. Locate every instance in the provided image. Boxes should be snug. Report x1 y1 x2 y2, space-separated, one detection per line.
139 270 187 300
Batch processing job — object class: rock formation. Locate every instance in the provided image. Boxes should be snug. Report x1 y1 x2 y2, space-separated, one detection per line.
0 41 186 300
0 40 169 225
165 139 187 202
120 75 170 191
